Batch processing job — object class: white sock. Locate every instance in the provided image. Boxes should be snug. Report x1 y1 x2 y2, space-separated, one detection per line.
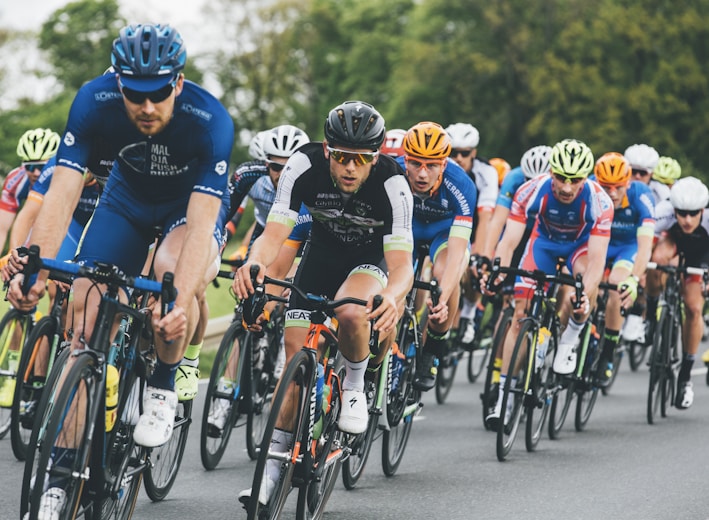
342 356 369 392
266 428 292 482
460 298 476 320
560 318 585 346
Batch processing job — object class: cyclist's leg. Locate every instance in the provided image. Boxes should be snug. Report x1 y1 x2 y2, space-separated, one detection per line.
677 272 705 409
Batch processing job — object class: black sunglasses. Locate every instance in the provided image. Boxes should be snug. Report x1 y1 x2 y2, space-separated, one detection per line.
266 161 285 172
23 162 45 172
121 81 176 105
631 168 650 177
450 149 473 158
675 209 701 218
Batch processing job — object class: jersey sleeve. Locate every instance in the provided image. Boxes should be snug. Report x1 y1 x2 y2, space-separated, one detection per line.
496 168 524 209
589 182 614 237
383 174 414 253
445 163 476 242
191 107 234 200
509 177 541 224
473 160 498 211
267 150 310 230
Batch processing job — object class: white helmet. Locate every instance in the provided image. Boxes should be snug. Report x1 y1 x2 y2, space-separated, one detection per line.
445 123 480 149
520 145 552 179
623 143 659 172
248 130 269 161
670 176 709 211
263 125 310 158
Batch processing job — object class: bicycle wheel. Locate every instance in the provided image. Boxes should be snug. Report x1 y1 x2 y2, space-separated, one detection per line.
647 307 668 425
200 321 244 470
575 326 603 432
26 353 96 520
246 349 312 520
435 340 460 404
247 332 276 461
341 369 378 490
296 369 344 520
467 305 497 383
94 375 146 520
11 317 59 461
480 306 512 430
526 327 555 452
601 341 624 396
0 309 30 440
143 398 192 501
548 376 574 440
627 339 648 371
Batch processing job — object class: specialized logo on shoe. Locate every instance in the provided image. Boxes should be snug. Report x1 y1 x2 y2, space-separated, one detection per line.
349 396 359 407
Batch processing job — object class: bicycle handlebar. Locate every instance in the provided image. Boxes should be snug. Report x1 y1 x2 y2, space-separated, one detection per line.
646 262 707 277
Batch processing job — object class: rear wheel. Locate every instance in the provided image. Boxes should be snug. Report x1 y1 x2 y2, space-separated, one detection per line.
647 307 668 425
200 321 244 470
341 372 378 490
526 328 555 452
434 340 460 404
548 378 574 440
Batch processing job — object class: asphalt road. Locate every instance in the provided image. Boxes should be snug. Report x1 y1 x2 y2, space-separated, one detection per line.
2 347 709 520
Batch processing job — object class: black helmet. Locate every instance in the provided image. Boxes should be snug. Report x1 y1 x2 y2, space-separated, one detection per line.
323 100 386 150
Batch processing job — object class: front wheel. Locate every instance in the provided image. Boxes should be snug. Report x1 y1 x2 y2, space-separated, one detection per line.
647 307 669 425
480 306 512 430
0 309 32 440
434 341 460 404
525 328 555 452
342 373 378 490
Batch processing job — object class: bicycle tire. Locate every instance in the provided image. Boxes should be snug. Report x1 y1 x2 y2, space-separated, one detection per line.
11 317 59 461
647 306 668 425
526 326 555 452
548 377 574 440
575 324 603 432
200 321 244 470
467 305 497 383
627 339 648 372
496 320 529 461
296 364 344 520
434 340 460 404
601 341 624 396
26 353 96 520
246 349 312 520
341 370 378 490
143 398 192 501
0 309 30 440
247 331 276 461
94 374 146 520
480 307 512 430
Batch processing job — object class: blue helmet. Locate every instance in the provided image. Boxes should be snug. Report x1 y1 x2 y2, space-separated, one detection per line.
111 24 186 91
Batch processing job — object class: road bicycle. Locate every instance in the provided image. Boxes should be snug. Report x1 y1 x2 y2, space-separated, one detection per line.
243 267 381 520
479 302 514 430
201 261 286 469
486 258 584 461
19 247 178 520
11 274 71 461
0 305 35 440
645 259 706 425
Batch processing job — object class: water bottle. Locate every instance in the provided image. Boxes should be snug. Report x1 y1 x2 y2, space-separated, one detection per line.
536 327 551 370
314 363 324 422
105 364 119 432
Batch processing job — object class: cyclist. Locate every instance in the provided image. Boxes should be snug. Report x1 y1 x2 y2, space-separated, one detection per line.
8 23 234 514
624 143 667 204
646 176 709 409
381 128 406 158
484 139 613 427
234 100 414 505
489 157 511 188
397 122 477 391
592 152 655 385
445 122 499 343
0 128 60 254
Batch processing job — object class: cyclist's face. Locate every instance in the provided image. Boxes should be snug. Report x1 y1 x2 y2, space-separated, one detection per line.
405 157 445 195
324 142 378 194
675 209 702 234
551 173 585 203
120 75 183 137
266 156 288 188
600 182 628 207
449 148 475 172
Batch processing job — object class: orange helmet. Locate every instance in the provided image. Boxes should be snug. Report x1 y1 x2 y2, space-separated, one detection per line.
403 122 451 160
381 128 406 157
594 152 631 186
489 158 511 186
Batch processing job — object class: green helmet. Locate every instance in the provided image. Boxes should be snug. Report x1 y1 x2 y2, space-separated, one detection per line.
652 156 681 186
549 139 594 179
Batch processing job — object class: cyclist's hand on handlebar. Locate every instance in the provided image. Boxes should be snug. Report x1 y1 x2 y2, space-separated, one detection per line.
618 275 639 309
427 297 449 325
571 290 590 317
366 292 399 334
233 261 266 299
470 254 491 280
152 302 188 344
7 275 45 311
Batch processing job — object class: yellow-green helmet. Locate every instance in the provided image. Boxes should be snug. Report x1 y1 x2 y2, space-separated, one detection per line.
652 156 681 186
549 139 594 179
16 128 60 162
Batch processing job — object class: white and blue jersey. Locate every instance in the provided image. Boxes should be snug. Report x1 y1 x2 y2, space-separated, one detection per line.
56 73 234 274
496 167 525 210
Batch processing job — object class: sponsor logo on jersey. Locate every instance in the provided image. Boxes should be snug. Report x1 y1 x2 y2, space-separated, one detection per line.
64 132 75 146
215 160 227 175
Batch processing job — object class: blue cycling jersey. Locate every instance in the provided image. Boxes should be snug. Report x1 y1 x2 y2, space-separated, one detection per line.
496 167 525 210
608 180 655 246
56 74 234 205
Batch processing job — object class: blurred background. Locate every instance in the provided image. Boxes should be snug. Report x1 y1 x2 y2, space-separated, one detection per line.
0 0 707 179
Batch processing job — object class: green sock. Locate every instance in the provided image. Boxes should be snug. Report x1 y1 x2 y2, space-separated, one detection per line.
182 341 203 367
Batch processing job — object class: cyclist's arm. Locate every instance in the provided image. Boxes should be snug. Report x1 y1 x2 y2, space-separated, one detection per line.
583 233 610 293
373 248 414 333
482 205 510 260
439 234 469 305
632 229 653 280
494 218 526 267
9 193 43 250
0 208 16 253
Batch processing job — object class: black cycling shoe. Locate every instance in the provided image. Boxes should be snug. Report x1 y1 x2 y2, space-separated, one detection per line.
412 352 438 391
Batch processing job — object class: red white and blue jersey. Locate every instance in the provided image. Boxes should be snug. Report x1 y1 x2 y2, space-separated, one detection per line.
510 174 613 244
0 166 33 214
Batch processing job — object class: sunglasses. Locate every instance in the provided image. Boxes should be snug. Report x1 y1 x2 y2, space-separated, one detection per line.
266 160 286 172
552 173 585 185
406 157 445 170
450 149 473 158
631 168 650 177
675 209 701 218
23 162 45 172
121 81 176 105
327 147 378 166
